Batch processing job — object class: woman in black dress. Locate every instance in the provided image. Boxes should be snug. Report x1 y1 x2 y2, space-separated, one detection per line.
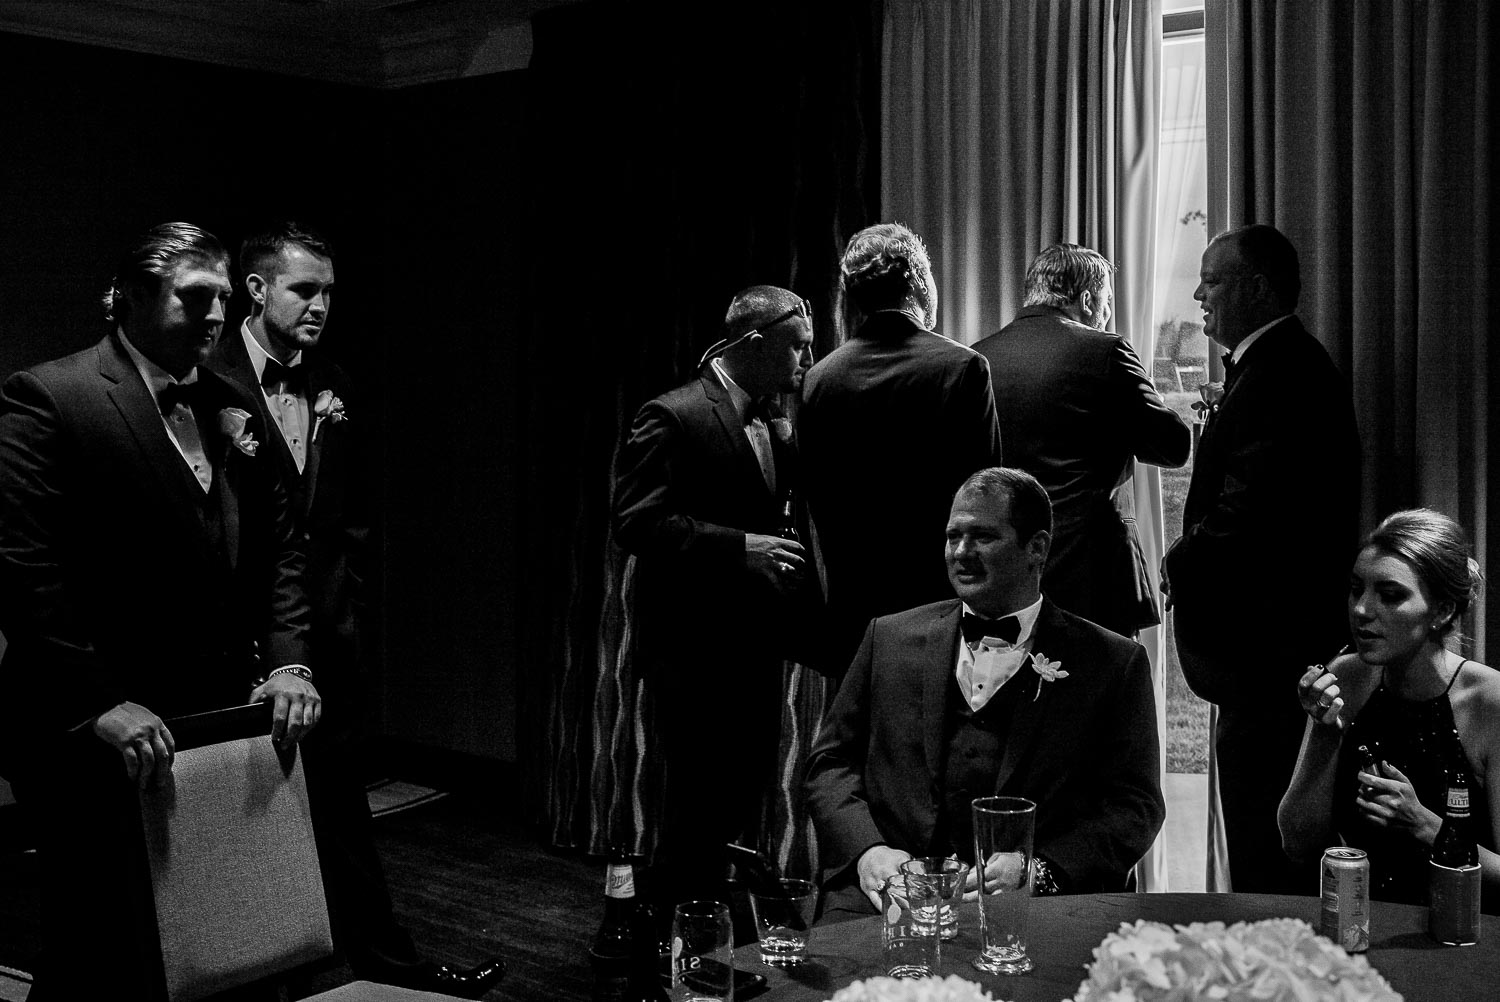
1279 509 1499 905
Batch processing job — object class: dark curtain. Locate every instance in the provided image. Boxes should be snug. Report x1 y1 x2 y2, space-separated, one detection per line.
1205 0 1496 658
518 1 883 874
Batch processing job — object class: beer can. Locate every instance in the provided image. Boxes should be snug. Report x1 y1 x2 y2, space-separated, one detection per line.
1320 847 1370 952
1428 861 1481 946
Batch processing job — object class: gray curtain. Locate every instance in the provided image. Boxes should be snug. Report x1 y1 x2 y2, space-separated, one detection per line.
1200 0 1495 889
880 0 1168 888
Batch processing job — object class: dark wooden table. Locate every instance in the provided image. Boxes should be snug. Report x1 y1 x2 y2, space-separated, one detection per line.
732 893 1499 1001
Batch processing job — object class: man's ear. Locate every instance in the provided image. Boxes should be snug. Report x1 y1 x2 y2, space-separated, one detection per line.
1027 529 1052 568
245 272 268 310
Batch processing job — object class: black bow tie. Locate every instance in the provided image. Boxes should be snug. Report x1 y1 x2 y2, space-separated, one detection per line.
158 380 204 415
1221 352 1237 376
961 613 1020 646
749 396 783 425
261 359 306 393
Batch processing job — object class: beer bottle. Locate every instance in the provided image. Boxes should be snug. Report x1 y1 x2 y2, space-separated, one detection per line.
590 850 668 1001
777 490 799 543
1427 750 1481 945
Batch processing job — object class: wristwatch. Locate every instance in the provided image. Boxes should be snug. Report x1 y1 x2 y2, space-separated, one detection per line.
1032 856 1063 896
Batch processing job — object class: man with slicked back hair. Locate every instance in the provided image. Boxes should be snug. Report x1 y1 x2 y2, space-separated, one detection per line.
800 222 1005 672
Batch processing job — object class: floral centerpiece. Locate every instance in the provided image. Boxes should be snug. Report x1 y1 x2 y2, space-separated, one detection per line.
826 975 998 1002
1071 918 1402 1002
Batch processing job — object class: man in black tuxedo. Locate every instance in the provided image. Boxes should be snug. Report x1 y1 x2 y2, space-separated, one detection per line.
207 222 502 997
614 285 817 915
805 468 1163 913
0 222 319 999
974 244 1189 638
800 223 1004 670
1163 223 1360 894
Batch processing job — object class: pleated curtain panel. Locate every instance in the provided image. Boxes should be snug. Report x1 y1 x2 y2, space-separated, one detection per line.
1198 0 1495 889
880 0 1169 889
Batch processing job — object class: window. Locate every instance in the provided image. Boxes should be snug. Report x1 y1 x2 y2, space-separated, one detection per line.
1153 6 1209 778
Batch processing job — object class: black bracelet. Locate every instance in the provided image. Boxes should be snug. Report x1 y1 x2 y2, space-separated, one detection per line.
1032 856 1063 896
258 664 313 686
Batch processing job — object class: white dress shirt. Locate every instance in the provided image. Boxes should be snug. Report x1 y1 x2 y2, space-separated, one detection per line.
118 332 212 492
710 358 776 494
1229 313 1293 366
241 322 310 473
954 596 1044 712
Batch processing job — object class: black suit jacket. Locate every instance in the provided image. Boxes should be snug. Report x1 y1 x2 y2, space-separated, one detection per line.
803 598 1164 895
614 368 816 687
0 332 312 779
799 313 1004 666
974 307 1189 635
1165 317 1360 707
207 330 366 703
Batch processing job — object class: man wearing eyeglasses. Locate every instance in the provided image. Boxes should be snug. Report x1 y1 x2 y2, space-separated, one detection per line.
614 284 820 915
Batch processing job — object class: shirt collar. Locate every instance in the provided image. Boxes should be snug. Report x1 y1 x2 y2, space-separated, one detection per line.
240 319 302 384
118 329 198 407
961 595 1044 648
1230 314 1293 365
709 357 755 422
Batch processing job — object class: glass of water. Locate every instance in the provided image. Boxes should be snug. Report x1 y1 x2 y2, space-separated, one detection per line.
881 874 941 978
970 796 1036 975
747 877 817 966
898 857 969 940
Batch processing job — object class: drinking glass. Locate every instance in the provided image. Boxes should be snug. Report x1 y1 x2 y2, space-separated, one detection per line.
747 877 817 966
898 856 969 941
671 900 734 1001
970 796 1036 975
881 874 941 978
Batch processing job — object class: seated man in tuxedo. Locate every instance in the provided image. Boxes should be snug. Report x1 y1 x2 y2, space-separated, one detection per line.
804 467 1164 912
0 222 319 999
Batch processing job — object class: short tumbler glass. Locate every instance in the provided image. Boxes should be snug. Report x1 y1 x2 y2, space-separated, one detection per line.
747 877 817 966
898 856 970 941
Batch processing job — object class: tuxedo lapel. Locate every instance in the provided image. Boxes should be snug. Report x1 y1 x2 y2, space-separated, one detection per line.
99 335 215 549
302 363 334 513
702 372 772 497
922 601 963 781
210 331 308 516
992 602 1061 793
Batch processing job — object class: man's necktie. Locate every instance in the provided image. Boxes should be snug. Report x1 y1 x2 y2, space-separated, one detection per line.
261 359 306 394
961 613 1021 645
158 381 203 415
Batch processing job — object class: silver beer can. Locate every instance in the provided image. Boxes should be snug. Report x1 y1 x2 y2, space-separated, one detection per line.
1320 847 1370 952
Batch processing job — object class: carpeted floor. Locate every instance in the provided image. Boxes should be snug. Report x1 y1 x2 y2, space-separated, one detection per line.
0 780 601 1001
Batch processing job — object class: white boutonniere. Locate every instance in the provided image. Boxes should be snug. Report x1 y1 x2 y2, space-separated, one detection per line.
1030 652 1068 701
312 388 348 441
1190 380 1225 422
217 407 259 456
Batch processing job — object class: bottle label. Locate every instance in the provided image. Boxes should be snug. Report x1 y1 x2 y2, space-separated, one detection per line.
1447 787 1471 816
605 863 636 899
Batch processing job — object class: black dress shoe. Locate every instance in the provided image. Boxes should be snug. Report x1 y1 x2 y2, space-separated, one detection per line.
386 958 507 999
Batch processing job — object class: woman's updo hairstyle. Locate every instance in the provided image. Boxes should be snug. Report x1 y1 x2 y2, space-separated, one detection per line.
1363 508 1484 638
840 222 931 315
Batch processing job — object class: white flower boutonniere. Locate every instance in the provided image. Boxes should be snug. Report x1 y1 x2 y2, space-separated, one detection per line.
312 389 348 442
769 416 794 445
1190 380 1225 422
1030 652 1068 701
217 407 259 456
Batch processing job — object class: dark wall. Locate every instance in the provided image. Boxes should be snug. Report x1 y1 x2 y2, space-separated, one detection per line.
0 31 525 762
